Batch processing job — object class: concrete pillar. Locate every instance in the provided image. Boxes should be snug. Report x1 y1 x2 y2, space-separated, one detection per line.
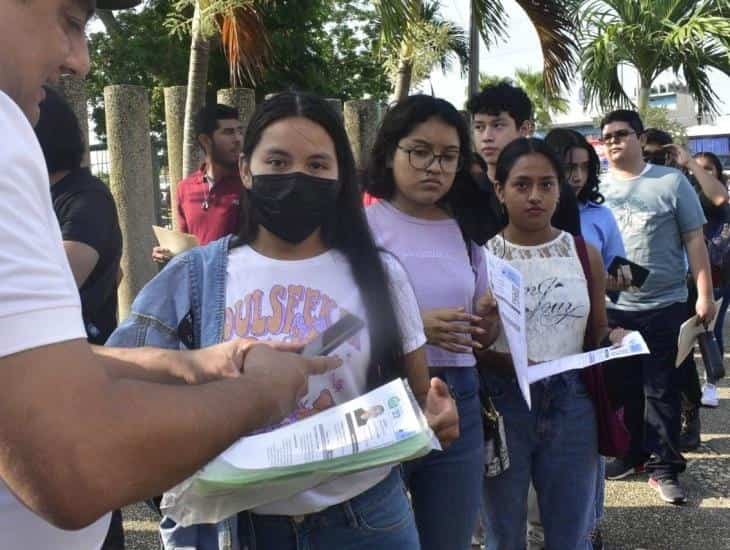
104 85 157 320
56 76 90 166
325 98 343 118
344 99 379 172
217 87 256 132
163 86 187 229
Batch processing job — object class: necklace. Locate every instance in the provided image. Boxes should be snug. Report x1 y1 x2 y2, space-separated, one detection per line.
202 174 215 210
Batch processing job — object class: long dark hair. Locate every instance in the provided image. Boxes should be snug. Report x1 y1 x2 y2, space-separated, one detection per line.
694 152 727 185
365 94 499 244
544 128 604 204
234 92 404 389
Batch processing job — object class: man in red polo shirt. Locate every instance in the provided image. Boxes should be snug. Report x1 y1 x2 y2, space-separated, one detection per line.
153 104 243 263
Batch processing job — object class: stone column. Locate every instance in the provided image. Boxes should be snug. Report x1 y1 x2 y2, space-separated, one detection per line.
344 100 379 172
104 85 157 320
163 85 187 229
325 98 343 118
56 76 90 166
217 87 256 132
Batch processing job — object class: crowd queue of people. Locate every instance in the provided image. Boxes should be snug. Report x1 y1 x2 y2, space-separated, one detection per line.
0 1 728 550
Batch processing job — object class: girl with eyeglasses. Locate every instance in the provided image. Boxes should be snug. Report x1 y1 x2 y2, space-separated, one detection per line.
364 95 500 550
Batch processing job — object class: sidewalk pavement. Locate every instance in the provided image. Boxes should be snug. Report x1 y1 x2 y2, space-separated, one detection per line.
122 366 730 550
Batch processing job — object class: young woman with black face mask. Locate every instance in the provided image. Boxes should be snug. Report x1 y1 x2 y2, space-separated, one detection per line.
364 95 500 550
108 92 459 550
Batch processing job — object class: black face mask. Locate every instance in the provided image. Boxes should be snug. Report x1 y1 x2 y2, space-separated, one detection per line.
249 172 339 244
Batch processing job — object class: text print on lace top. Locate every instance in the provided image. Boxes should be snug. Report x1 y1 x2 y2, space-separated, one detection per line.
487 231 589 363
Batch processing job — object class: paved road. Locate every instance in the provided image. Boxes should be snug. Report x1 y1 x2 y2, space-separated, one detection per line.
122 367 730 550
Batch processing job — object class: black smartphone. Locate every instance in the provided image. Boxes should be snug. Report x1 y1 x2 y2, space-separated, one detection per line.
301 314 366 357
607 256 650 288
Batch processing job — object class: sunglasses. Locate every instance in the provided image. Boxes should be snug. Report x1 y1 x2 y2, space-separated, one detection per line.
599 129 638 144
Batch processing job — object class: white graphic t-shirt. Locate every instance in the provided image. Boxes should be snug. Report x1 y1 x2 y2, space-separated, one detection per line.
222 246 426 515
486 231 589 363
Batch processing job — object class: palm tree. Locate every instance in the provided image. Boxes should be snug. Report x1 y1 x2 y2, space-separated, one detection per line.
469 0 579 97
169 0 270 178
514 68 569 131
580 0 730 114
379 0 468 103
477 70 569 131
376 0 579 102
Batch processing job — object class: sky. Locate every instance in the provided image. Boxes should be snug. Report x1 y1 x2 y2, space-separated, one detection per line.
418 0 730 119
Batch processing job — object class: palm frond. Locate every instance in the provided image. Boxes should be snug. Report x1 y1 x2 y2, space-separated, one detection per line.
513 0 579 94
373 0 420 44
216 4 271 86
471 0 508 48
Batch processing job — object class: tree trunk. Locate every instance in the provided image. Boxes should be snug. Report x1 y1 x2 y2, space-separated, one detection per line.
637 74 651 113
467 1 480 98
390 0 421 104
393 53 413 104
181 2 210 179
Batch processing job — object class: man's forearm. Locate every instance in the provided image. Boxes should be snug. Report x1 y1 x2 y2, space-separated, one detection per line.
0 340 279 529
93 345 190 384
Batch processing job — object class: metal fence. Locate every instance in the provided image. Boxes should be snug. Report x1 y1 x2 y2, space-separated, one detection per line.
89 143 172 228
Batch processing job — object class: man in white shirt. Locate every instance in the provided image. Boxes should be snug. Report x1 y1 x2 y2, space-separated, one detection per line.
0 0 339 547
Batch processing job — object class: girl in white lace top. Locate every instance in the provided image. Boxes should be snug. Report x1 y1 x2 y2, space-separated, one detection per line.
479 138 625 550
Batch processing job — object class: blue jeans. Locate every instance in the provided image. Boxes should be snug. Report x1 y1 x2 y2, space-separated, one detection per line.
714 286 730 354
236 468 420 549
159 515 237 550
481 371 598 550
594 457 605 524
403 367 485 550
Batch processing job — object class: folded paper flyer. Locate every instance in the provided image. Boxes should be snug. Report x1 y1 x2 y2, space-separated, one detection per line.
152 225 199 256
161 378 439 526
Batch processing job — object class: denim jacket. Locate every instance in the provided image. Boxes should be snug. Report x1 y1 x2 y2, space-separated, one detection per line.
107 235 239 550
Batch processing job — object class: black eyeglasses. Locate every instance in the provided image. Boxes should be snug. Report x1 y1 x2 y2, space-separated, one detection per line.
599 129 637 144
397 145 463 174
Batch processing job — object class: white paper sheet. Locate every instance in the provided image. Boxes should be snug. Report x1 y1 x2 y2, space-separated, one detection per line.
152 225 200 256
527 331 650 383
675 299 723 367
219 379 439 470
485 251 531 409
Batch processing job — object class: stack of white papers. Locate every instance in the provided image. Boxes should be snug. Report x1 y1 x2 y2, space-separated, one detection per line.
161 379 439 526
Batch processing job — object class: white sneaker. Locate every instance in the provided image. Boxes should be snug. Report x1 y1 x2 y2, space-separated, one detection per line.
701 384 720 408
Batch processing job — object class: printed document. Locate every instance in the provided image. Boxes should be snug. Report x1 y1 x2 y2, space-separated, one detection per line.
486 251 531 408
528 331 650 383
161 379 438 526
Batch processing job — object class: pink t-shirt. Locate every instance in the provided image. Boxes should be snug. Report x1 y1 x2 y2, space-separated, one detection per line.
366 200 488 367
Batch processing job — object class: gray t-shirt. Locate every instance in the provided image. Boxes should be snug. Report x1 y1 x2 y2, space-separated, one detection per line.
602 164 705 311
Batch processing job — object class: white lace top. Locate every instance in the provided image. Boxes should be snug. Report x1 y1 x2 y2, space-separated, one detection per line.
486 231 589 363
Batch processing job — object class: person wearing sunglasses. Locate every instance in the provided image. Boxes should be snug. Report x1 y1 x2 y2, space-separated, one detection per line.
641 129 728 452
599 110 714 505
